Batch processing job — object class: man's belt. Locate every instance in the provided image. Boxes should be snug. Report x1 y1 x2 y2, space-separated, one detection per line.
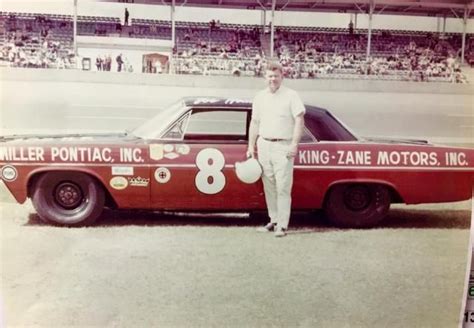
262 137 290 142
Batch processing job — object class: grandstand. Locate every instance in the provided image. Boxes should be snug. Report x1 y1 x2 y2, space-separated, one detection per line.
0 0 472 82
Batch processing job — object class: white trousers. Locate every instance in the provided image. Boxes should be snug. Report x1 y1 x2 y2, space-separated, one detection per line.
257 138 294 229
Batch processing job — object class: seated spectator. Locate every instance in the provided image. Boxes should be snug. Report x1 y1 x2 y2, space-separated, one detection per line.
343 57 352 68
191 60 201 74
455 71 466 83
425 65 433 77
324 63 333 74
8 46 15 62
189 46 198 56
219 49 228 59
57 57 66 69
232 66 240 77
18 48 27 65
254 52 261 64
184 31 191 41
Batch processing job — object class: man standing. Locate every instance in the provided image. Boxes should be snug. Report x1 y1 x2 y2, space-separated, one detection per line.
247 62 305 237
124 8 130 26
116 53 123 72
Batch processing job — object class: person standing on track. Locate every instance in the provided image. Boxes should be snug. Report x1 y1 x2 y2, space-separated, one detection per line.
247 62 306 237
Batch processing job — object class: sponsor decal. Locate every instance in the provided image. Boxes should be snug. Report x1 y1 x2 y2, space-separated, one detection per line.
297 149 469 167
155 167 171 183
193 98 220 105
0 146 144 163
176 144 190 155
111 166 134 176
150 144 190 161
128 176 149 187
109 176 128 190
224 98 250 105
149 144 164 160
1 165 18 182
164 152 179 160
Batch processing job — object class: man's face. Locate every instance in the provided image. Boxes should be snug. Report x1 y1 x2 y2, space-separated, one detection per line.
265 69 283 92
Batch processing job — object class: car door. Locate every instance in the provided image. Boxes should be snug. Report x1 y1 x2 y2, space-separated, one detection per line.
148 107 265 210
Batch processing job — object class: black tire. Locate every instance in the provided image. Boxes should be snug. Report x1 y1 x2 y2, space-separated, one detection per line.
324 183 391 228
31 172 105 226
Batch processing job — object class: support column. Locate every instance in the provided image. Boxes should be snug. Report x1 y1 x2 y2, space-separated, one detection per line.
354 13 358 29
442 15 446 34
73 0 78 57
270 0 276 58
366 0 374 61
170 0 175 74
461 6 468 64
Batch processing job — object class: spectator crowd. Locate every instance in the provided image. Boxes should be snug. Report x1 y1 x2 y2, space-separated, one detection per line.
0 13 75 69
1 12 472 83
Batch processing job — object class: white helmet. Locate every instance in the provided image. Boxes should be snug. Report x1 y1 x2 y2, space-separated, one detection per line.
235 158 263 184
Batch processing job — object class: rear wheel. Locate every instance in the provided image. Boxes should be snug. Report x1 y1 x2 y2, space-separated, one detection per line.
324 183 390 228
32 172 105 226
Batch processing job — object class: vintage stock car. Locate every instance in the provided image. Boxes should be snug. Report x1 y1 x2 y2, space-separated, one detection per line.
0 97 473 228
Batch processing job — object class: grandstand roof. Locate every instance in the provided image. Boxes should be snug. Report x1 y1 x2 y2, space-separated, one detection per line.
98 0 473 19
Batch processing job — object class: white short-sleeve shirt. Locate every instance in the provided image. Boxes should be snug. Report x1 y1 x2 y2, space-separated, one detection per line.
252 85 306 140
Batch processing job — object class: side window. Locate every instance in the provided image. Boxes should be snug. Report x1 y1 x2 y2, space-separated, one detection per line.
184 109 248 141
162 112 190 140
300 127 316 143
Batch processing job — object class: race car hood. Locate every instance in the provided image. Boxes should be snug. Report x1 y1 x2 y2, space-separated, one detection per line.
0 132 140 144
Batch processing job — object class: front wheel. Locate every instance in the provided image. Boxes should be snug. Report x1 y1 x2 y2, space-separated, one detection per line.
324 183 391 228
32 172 105 226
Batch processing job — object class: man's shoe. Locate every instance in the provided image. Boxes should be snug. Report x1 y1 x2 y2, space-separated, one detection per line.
256 222 276 232
274 227 287 237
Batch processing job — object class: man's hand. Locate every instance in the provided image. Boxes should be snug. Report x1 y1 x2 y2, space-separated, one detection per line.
246 145 256 158
287 143 298 158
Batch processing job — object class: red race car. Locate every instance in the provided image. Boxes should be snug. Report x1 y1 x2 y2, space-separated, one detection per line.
1 97 472 227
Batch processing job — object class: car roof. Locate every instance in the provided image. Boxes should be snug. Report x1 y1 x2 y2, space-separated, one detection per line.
183 97 330 115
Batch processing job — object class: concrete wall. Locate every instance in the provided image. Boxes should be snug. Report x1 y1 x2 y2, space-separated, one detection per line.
1 67 472 95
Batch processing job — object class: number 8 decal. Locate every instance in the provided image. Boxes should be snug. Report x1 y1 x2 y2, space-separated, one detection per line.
195 148 226 194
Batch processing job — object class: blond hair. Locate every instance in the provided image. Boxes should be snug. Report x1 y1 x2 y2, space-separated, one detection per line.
265 61 283 74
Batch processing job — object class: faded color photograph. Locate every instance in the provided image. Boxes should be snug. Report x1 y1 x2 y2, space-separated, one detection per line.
0 1 473 327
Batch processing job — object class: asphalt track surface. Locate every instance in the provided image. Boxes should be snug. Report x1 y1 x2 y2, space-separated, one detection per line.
0 76 473 327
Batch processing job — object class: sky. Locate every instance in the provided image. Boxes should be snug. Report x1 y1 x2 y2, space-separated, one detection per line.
1 0 473 33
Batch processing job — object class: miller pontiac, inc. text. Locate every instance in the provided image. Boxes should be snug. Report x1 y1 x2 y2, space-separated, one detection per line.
0 146 144 163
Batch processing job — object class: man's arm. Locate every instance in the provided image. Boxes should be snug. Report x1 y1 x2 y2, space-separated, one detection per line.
288 113 304 158
247 118 260 158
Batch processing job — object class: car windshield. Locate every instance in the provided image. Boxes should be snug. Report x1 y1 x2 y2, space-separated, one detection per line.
131 100 186 139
